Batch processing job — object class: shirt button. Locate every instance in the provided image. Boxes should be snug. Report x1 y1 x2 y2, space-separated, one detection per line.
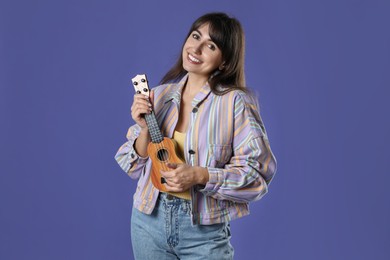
130 153 135 158
188 149 196 155
192 107 198 113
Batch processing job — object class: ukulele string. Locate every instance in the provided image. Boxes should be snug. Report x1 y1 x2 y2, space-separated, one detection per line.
158 140 170 187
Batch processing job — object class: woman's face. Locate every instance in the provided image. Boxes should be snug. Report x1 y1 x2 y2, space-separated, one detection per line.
182 23 223 80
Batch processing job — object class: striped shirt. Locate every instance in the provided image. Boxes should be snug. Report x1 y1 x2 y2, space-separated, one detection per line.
115 74 277 225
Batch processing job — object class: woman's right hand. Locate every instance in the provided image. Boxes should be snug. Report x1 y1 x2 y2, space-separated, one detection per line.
130 90 154 130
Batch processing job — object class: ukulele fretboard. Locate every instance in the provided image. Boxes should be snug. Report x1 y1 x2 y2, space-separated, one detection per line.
145 112 163 143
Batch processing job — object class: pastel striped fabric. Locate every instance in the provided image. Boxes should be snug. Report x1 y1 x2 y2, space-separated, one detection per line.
115 74 277 225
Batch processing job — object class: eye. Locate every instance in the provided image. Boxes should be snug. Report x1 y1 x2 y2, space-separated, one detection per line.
192 33 200 40
208 44 216 51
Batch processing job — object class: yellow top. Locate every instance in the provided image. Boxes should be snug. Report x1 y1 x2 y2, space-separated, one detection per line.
166 130 191 200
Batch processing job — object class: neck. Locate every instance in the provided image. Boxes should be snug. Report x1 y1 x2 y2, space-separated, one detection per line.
186 74 208 96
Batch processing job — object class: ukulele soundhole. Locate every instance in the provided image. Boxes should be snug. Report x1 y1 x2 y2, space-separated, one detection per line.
157 148 169 162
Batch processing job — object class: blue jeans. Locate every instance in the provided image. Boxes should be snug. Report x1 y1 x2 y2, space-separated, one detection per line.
131 193 234 259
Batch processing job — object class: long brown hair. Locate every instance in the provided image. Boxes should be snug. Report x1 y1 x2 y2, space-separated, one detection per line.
160 12 246 95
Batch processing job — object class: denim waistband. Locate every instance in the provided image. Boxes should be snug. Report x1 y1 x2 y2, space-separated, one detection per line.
158 192 191 206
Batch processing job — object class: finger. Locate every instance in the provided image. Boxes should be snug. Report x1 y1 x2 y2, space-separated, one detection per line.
132 103 152 113
131 109 151 120
132 98 152 109
132 98 151 111
166 163 178 169
161 172 182 187
163 183 183 193
160 170 174 179
134 93 150 101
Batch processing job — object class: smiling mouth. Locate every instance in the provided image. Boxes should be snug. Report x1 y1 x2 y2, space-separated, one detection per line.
188 54 202 64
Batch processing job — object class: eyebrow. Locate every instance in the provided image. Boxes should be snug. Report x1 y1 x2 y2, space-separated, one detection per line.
194 29 212 42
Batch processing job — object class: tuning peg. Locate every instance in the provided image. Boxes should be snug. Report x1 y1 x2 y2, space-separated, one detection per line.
133 81 138 86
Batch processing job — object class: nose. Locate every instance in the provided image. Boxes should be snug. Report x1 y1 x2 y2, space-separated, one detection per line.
193 42 203 54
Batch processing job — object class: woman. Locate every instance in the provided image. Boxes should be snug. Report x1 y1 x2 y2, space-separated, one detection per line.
115 12 277 259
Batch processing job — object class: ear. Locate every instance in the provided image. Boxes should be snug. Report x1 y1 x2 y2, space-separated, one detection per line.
218 62 226 70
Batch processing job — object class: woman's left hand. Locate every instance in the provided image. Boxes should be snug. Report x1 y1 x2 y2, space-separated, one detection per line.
160 163 209 192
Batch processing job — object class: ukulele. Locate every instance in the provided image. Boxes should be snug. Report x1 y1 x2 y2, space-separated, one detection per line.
131 74 184 192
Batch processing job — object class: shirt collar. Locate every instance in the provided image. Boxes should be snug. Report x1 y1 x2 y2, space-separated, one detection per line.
163 73 212 107
192 80 212 107
161 74 186 105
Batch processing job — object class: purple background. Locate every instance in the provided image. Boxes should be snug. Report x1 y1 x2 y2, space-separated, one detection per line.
1 0 389 259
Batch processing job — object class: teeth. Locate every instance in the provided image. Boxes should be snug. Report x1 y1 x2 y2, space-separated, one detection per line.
189 54 201 63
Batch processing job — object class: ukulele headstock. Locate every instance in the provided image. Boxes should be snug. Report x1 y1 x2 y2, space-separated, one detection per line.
131 74 150 97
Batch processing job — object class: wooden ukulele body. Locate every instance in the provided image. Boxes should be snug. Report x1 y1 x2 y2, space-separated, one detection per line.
147 137 184 192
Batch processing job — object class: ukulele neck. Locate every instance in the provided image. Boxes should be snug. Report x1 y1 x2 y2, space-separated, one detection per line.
145 112 164 143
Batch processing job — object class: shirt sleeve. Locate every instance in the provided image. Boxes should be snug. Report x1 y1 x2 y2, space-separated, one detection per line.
114 124 150 179
199 92 277 203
